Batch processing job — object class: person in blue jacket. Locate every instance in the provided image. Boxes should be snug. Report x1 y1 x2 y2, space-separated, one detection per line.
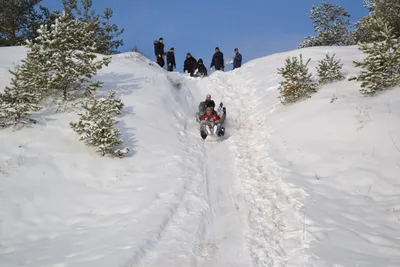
233 48 242 69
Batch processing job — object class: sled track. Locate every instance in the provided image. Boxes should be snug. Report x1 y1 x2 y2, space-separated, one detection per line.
123 78 252 266
123 70 312 267
211 71 312 266
123 113 210 266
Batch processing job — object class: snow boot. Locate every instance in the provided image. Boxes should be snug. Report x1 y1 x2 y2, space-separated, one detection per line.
218 127 225 137
200 131 207 139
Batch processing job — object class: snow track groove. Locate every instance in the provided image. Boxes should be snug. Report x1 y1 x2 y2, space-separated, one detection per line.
208 71 312 266
123 69 312 267
123 107 209 267
123 75 253 267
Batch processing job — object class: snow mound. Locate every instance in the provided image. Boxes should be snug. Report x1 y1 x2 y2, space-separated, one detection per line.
1 45 400 267
220 45 400 266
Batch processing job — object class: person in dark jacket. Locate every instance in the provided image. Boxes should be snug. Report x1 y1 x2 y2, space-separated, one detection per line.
184 53 197 76
210 47 224 71
166 47 176 72
194 58 207 77
154 37 165 68
233 48 242 69
197 94 216 121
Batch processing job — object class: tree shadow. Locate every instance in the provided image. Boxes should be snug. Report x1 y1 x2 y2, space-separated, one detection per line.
95 72 144 97
117 119 137 158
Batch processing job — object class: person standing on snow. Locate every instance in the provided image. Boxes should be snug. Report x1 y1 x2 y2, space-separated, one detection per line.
193 58 208 77
210 47 224 71
184 53 197 76
166 47 176 72
233 48 242 69
154 37 165 68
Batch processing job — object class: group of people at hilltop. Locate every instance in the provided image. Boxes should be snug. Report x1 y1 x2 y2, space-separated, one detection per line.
153 37 242 77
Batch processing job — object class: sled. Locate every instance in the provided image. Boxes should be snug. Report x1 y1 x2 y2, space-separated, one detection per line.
200 122 225 140
197 101 227 140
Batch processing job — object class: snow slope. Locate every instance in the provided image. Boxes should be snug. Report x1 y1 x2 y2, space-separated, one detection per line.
1 45 400 267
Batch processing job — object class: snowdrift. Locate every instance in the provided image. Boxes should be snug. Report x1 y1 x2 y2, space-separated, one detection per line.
1 45 400 267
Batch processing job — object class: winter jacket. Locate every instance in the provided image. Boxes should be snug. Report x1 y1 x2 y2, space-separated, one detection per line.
194 63 208 77
198 100 216 115
210 51 224 70
233 53 242 69
184 56 197 75
202 113 220 123
154 41 164 57
166 51 176 69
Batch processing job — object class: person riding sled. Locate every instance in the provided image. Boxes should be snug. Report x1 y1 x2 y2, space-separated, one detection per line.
200 107 225 139
198 94 216 119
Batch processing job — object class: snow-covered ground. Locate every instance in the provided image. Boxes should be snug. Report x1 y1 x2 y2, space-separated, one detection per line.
1 45 400 267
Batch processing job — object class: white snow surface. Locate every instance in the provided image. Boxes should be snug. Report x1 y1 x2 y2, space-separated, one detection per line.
1 45 400 267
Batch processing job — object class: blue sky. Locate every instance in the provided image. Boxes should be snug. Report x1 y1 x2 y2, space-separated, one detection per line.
41 0 368 71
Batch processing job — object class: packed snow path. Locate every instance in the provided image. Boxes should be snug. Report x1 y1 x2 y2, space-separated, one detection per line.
119 68 310 266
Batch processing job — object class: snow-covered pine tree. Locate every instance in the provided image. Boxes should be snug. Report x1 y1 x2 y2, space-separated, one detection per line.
277 54 317 104
354 16 400 96
364 0 375 12
27 11 110 101
0 0 42 46
298 2 355 48
63 0 124 54
70 90 129 157
0 63 42 127
356 0 400 42
375 0 400 38
95 8 124 55
317 53 344 84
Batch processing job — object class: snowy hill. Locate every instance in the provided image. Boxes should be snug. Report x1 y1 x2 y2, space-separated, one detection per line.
1 45 400 267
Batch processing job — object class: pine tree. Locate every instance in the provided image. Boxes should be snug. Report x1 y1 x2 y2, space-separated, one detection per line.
355 0 400 43
354 17 400 96
131 45 143 54
95 8 124 55
299 2 355 48
277 54 317 104
364 0 376 12
0 0 43 46
27 11 110 101
0 62 42 127
317 53 344 84
83 89 124 115
375 0 400 37
59 0 124 54
70 90 129 157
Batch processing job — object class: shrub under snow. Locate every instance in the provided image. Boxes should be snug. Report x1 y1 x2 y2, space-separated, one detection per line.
70 90 129 157
317 53 344 84
277 54 317 104
354 16 400 96
0 55 42 127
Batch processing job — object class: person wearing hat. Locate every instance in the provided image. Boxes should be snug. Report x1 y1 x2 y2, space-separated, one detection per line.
200 106 226 138
233 48 242 69
166 47 176 72
184 52 197 76
193 58 207 77
210 47 224 71
154 37 165 68
197 94 216 121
